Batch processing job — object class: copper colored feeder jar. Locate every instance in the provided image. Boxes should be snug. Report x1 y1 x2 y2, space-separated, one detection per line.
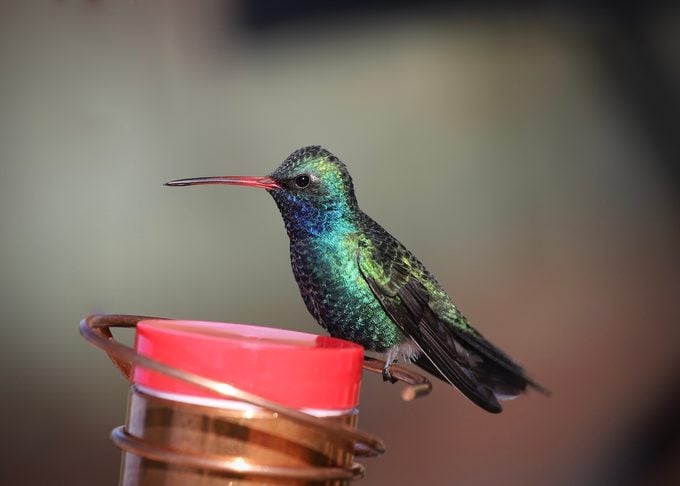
117 319 365 486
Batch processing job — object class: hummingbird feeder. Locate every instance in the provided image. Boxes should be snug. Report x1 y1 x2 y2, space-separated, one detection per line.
80 314 431 485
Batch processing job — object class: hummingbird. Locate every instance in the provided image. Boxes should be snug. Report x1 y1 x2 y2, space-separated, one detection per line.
166 146 548 413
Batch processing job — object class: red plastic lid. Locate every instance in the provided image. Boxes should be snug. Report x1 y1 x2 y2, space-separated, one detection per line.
133 320 364 410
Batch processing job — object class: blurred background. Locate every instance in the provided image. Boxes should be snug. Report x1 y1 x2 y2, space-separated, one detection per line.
1 1 679 485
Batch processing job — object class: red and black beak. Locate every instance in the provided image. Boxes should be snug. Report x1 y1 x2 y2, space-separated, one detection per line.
165 175 279 189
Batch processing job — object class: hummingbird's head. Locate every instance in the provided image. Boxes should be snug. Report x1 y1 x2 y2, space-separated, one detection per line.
266 146 359 237
268 146 357 210
165 146 359 238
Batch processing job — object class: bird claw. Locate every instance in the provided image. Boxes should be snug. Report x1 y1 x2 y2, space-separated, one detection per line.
382 366 398 384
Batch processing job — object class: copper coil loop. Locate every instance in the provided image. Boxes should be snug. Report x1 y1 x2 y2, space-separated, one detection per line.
110 425 366 481
80 314 432 482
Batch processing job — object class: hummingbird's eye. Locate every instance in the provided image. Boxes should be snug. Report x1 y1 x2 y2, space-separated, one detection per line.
294 174 311 188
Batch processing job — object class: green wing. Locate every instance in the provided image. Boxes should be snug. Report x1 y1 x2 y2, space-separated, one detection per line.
356 232 546 413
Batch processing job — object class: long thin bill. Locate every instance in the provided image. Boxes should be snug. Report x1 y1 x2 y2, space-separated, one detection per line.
164 175 279 189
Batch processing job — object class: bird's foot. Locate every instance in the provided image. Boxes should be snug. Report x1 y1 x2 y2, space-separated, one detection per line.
382 365 398 384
